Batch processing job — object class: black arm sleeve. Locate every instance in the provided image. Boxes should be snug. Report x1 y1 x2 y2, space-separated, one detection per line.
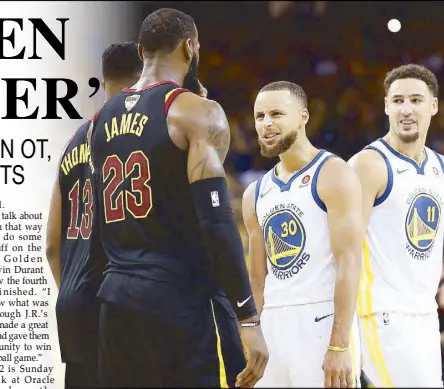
191 177 257 321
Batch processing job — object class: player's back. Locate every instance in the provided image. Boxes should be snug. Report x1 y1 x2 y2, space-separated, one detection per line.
90 82 211 301
254 149 338 309
358 138 444 317
57 121 105 363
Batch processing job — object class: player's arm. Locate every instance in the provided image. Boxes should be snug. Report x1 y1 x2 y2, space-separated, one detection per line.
45 167 62 289
347 149 387 383
347 149 388 246
168 92 255 320
318 158 363 350
242 181 267 318
46 139 75 290
168 93 268 388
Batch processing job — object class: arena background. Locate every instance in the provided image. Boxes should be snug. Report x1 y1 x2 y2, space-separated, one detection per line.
133 0 444 379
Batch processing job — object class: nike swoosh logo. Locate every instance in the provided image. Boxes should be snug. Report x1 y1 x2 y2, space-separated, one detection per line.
397 168 409 174
237 295 252 307
314 313 334 322
260 188 273 199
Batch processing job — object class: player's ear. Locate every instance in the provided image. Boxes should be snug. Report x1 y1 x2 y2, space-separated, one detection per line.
101 79 105 90
182 38 193 64
301 108 309 126
137 44 144 62
384 96 389 115
431 97 438 116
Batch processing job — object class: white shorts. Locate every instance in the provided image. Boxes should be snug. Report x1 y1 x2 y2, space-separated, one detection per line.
255 300 361 387
359 311 443 387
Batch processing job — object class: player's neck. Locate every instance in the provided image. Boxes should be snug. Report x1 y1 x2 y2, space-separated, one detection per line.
104 82 128 102
384 132 427 165
132 61 184 90
278 136 319 175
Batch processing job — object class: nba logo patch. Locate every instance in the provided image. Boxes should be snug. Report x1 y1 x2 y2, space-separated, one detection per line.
299 174 311 188
383 312 390 325
211 191 220 207
433 167 439 176
124 94 141 111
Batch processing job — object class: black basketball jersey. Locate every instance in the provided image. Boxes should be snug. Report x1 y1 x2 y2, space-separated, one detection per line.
57 121 105 362
90 81 208 286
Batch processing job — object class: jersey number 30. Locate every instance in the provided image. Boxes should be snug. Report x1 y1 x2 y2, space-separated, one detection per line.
103 150 152 223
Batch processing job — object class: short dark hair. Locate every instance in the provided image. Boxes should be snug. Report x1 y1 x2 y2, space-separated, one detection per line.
259 81 307 108
102 41 142 81
139 8 196 57
384 64 439 97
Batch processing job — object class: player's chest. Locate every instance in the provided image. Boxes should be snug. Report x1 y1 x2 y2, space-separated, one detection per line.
257 185 323 230
382 172 444 231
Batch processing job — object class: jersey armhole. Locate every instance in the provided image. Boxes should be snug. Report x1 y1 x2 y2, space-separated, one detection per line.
365 146 393 206
311 154 336 212
432 150 444 174
164 88 189 117
58 133 76 187
254 175 264 214
87 109 100 151
92 108 101 122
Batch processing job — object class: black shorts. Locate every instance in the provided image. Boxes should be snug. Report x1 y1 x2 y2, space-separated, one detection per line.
65 360 99 389
98 298 246 388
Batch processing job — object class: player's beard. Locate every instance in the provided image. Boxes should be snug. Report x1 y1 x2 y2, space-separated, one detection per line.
259 130 298 158
183 54 200 94
397 130 420 144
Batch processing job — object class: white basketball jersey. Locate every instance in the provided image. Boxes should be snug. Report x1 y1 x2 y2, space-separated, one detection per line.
358 138 444 316
255 150 338 309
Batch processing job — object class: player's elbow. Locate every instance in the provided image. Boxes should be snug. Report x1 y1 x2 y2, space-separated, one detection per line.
335 252 361 294
249 257 267 292
250 271 265 292
45 239 60 264
335 248 362 275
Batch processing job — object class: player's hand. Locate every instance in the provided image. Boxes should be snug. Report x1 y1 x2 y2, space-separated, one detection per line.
197 79 208 98
236 325 269 388
322 349 354 388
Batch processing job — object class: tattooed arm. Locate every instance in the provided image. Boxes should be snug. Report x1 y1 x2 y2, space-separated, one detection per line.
167 92 229 181
186 101 229 182
167 92 269 388
166 92 252 307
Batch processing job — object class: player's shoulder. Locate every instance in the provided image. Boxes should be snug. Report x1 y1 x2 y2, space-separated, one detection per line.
347 142 388 175
90 90 129 121
243 179 258 201
426 144 444 161
168 92 229 142
242 167 274 206
314 150 348 175
346 142 390 197
63 119 91 154
169 91 226 123
242 177 264 218
76 119 92 136
318 154 361 193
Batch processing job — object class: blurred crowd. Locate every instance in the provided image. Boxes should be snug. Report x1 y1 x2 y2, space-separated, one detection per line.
138 0 444 374
163 1 444 257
